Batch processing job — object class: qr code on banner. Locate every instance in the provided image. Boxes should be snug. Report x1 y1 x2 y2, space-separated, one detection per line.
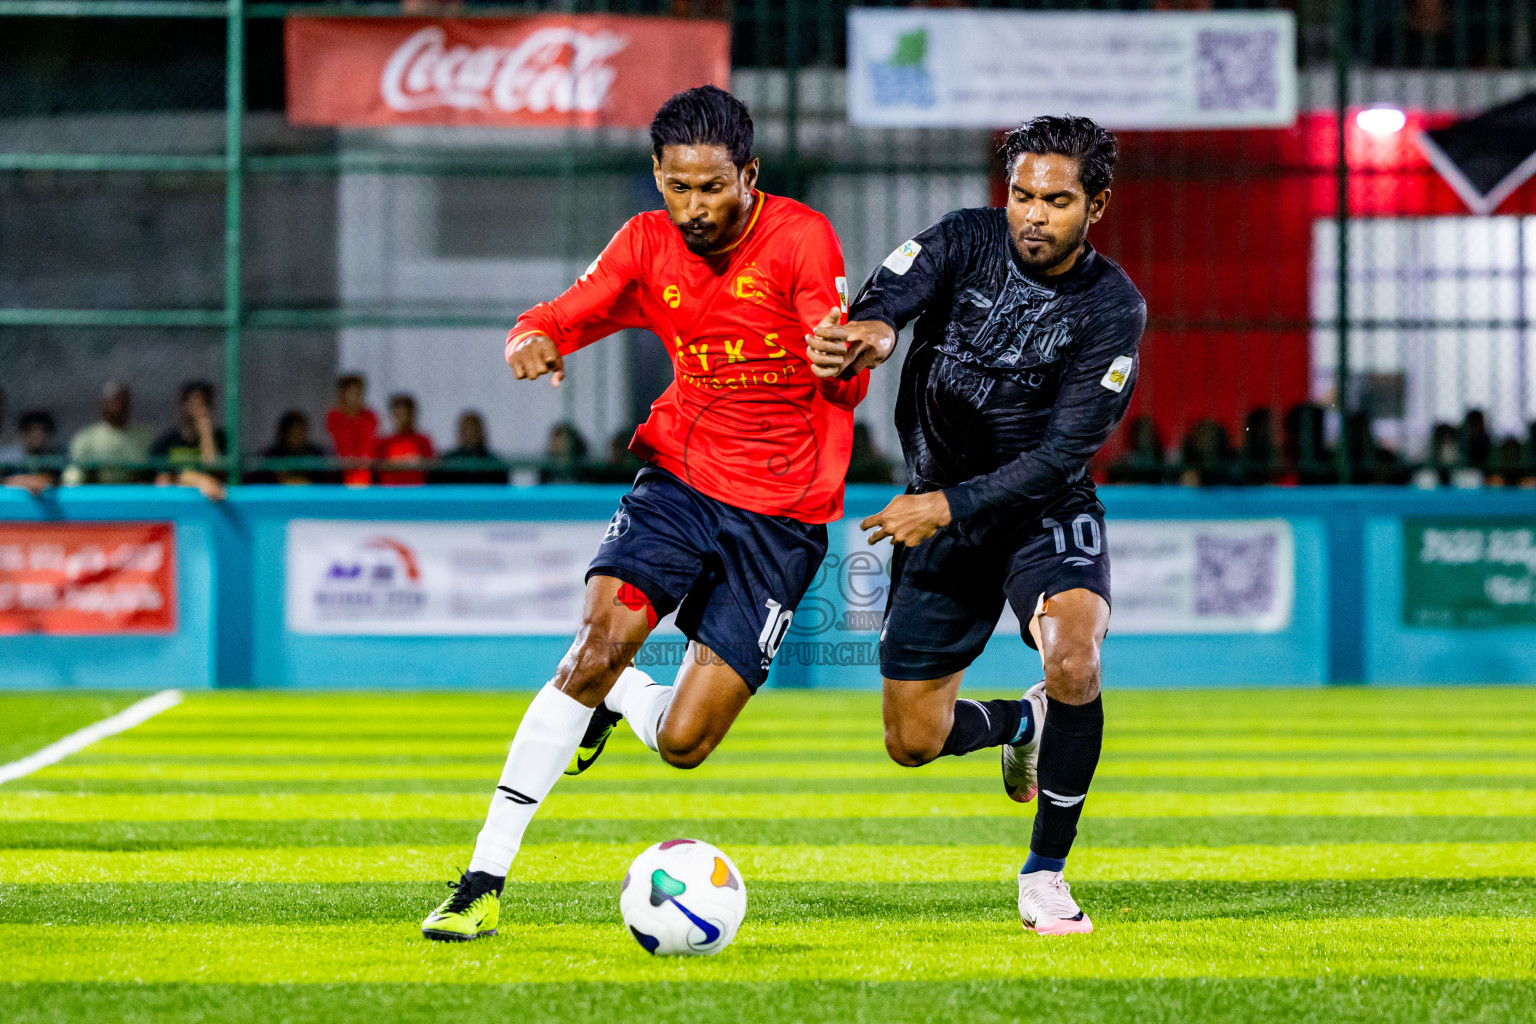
1195 28 1280 112
1194 534 1277 617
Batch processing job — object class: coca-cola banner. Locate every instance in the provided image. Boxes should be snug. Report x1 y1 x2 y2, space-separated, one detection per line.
285 15 730 128
0 522 176 635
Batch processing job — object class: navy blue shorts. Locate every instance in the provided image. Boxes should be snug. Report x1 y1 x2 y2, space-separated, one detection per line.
588 466 828 693
879 499 1112 681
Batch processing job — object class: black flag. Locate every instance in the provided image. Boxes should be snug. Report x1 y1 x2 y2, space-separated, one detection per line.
1417 92 1536 215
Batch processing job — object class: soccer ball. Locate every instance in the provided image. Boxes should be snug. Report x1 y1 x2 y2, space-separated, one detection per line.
620 839 747 956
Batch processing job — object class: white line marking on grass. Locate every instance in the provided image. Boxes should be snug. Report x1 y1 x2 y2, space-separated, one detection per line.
0 689 182 785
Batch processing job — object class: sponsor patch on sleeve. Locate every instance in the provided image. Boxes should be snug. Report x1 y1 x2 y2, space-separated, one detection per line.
580 256 600 281
881 240 922 276
1101 355 1134 393
834 276 849 312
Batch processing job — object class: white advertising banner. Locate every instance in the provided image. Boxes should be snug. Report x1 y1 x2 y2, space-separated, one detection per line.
1108 519 1294 634
847 8 1296 129
845 516 1294 637
285 520 610 635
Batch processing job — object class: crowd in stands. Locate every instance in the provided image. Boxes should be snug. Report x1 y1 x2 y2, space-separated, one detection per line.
1107 404 1536 489
4 380 1534 495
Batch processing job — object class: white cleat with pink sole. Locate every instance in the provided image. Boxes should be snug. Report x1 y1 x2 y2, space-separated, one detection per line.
1018 869 1094 935
1001 680 1048 803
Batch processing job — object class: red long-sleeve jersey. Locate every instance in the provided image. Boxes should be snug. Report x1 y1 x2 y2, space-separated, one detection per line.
509 191 867 523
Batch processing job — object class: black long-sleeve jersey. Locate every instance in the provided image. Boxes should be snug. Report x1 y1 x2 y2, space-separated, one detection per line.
849 207 1146 533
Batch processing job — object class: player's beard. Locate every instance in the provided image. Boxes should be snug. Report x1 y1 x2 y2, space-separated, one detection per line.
1013 220 1088 275
679 221 717 256
678 198 750 256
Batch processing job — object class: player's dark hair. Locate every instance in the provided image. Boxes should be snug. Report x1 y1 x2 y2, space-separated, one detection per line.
1000 115 1117 198
389 393 416 413
650 85 754 168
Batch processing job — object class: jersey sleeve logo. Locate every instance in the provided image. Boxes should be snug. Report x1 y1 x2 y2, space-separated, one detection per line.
663 284 681 308
1101 355 1134 393
882 240 922 276
580 256 600 281
834 276 849 312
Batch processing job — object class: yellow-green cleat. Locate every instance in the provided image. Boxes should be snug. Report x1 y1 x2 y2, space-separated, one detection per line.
421 871 502 941
565 704 623 776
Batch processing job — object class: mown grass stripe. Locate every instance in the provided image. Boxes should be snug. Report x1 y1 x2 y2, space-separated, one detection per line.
83 736 1536 757
27 756 1536 783
7 789 1535 822
4 978 1533 1024
120 685 1531 716
1 917 1531 983
4 879 1531 927
4 842 1535 884
15 775 1536 796
7 815 1536 852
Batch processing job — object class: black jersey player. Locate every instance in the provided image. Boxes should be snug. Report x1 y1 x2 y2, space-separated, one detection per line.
808 115 1146 934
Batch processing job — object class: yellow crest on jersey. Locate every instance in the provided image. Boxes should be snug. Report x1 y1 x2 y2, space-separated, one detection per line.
734 273 768 302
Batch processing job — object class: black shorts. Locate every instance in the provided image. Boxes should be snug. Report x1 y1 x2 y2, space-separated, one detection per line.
588 466 828 693
879 499 1112 681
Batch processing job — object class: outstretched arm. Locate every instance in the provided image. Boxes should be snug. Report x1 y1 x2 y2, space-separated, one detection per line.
505 220 647 387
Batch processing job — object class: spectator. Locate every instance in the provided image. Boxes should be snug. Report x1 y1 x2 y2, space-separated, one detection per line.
327 374 378 487
1462 410 1492 471
434 411 508 485
1487 437 1534 488
540 421 589 483
1240 408 1281 484
1422 421 1462 486
2 410 62 495
375 393 434 486
585 427 646 484
150 380 226 483
1107 414 1166 484
846 422 896 484
1283 402 1334 484
64 381 153 485
1178 419 1242 486
253 411 332 485
1345 411 1407 485
0 409 58 468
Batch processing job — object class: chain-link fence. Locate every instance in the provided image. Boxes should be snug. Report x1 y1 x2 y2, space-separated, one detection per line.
3 0 1535 488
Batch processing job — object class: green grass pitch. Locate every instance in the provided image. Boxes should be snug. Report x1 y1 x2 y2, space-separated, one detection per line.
1 687 1532 1022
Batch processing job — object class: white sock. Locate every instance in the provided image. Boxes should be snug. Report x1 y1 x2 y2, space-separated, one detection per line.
467 683 592 877
605 664 675 752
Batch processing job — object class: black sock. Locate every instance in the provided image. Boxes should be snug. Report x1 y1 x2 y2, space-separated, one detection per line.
938 698 1028 758
1029 695 1104 860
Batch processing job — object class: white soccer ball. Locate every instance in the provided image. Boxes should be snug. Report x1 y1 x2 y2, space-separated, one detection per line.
619 838 747 956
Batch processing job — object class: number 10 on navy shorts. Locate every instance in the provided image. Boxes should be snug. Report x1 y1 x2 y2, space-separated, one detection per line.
587 466 828 693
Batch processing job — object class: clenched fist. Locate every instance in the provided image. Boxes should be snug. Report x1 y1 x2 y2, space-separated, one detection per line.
806 308 897 380
506 331 566 387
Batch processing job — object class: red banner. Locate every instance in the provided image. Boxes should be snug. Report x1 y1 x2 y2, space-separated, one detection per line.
0 523 176 635
285 15 731 129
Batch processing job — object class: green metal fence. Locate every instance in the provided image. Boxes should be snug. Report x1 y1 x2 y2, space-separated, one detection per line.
3 1 1536 487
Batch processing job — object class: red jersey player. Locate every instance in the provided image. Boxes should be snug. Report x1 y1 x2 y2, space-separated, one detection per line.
422 86 889 943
